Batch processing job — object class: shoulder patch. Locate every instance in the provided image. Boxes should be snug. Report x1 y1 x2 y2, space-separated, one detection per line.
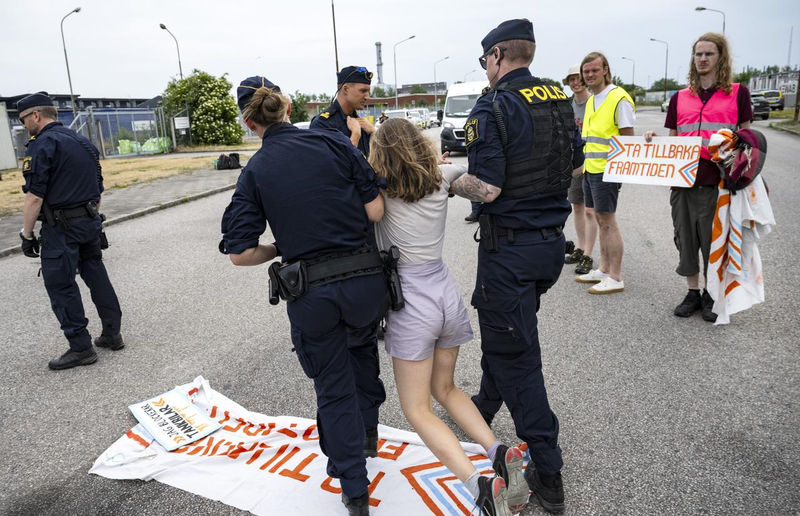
22 157 32 172
465 117 480 146
320 111 331 119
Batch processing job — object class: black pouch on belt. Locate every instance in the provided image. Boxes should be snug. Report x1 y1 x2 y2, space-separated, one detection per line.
271 260 308 302
478 213 499 253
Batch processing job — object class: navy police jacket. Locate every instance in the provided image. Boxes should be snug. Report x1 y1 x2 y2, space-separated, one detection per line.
309 99 371 157
220 123 381 262
465 68 584 230
22 122 103 208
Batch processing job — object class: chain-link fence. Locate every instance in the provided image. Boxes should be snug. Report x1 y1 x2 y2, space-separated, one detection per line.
69 107 172 158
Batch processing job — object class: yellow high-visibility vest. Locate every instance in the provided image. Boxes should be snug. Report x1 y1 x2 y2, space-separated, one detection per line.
581 86 635 174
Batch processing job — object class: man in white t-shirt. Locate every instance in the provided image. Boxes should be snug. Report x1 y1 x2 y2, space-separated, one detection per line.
575 52 635 294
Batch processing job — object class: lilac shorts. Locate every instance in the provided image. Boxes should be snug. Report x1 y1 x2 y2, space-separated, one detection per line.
383 259 474 361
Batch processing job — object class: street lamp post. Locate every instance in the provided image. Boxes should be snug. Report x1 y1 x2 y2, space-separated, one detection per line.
621 56 635 89
463 69 478 82
650 38 669 103
159 23 183 80
394 35 415 108
695 7 726 35
433 56 449 108
60 7 81 119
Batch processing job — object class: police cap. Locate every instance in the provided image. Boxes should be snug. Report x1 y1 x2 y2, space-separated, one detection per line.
337 66 373 85
17 92 53 117
237 76 281 112
481 19 535 54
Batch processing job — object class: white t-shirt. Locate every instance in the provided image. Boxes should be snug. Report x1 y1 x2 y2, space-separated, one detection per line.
374 163 467 265
592 84 635 129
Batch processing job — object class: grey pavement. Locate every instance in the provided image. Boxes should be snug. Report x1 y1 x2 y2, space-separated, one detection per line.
0 112 798 515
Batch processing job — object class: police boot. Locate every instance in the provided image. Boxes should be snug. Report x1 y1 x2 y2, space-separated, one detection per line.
48 348 98 370
525 468 564 514
94 333 125 350
341 492 370 516
363 427 378 458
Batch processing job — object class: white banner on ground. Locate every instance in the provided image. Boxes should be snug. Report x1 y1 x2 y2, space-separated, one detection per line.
602 135 702 187
91 377 521 515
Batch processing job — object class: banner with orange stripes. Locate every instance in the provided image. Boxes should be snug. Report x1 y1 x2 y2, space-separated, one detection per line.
90 376 519 515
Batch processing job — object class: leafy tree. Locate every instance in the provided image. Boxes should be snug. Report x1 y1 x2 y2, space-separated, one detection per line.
162 69 243 145
410 84 427 94
372 86 387 97
539 77 561 88
649 78 681 91
289 91 309 124
385 87 396 97
317 93 332 103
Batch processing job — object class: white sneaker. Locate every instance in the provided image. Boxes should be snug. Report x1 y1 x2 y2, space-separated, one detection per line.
588 277 625 294
575 268 607 283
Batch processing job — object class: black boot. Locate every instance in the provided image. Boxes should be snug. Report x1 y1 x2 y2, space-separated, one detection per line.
94 333 125 350
525 468 564 514
342 492 370 516
363 427 378 458
673 290 702 317
701 289 718 322
48 348 98 370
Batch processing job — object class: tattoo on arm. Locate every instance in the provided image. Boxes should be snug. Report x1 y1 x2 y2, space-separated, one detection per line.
450 174 501 202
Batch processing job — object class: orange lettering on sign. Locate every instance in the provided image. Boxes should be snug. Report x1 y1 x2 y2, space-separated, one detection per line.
302 425 319 441
279 452 319 482
320 476 342 495
377 440 408 461
259 443 289 470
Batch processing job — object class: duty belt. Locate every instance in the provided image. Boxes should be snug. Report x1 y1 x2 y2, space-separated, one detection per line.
475 213 562 252
38 201 99 228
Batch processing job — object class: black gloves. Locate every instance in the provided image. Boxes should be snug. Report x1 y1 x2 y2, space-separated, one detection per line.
20 232 40 258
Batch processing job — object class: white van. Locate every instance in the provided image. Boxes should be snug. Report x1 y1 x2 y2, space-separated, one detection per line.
440 81 488 153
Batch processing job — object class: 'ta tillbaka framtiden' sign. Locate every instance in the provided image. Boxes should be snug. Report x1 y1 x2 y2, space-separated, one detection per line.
602 135 702 187
129 388 220 451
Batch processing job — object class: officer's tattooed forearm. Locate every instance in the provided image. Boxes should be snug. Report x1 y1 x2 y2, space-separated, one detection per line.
450 174 501 202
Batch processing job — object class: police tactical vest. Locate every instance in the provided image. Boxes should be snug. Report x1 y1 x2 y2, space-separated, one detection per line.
492 78 576 200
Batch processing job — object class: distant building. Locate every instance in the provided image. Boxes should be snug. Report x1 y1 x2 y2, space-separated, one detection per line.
749 71 798 107
1 93 153 126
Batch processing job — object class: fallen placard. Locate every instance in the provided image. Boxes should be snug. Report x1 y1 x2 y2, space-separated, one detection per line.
91 376 526 515
602 135 702 187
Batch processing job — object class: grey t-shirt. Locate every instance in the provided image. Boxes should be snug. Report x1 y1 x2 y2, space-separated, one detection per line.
571 96 587 132
374 163 467 265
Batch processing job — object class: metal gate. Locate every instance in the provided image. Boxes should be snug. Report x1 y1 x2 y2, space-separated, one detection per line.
69 107 172 158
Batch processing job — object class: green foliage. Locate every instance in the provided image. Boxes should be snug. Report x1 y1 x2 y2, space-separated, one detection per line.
317 93 332 103
289 91 309 124
372 86 387 97
649 78 682 91
410 84 427 94
162 69 244 145
539 77 561 88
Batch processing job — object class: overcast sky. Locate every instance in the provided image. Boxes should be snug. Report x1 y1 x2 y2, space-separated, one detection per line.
2 0 798 101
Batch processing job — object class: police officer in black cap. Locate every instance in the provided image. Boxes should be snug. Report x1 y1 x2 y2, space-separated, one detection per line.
17 92 124 370
449 19 585 514
310 66 375 157
220 76 387 516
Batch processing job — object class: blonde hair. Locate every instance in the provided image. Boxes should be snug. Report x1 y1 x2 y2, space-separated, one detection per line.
581 51 613 85
241 87 288 128
688 32 733 95
368 118 442 203
503 40 536 65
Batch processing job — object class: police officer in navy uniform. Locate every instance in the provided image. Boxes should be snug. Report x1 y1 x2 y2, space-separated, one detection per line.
449 20 584 514
17 92 124 370
220 77 387 516
310 66 375 157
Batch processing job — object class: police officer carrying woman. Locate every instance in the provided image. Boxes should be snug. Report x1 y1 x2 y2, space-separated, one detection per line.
219 77 387 516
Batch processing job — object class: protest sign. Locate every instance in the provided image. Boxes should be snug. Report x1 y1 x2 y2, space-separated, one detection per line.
602 135 702 187
128 387 221 451
92 377 525 515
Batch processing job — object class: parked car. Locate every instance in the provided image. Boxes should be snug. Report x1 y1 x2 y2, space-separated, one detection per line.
660 96 673 112
428 111 441 127
440 81 488 153
751 93 771 120
756 89 784 110
410 109 429 129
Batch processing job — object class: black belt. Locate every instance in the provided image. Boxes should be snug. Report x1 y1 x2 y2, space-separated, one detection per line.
37 203 95 221
306 249 384 286
495 226 562 241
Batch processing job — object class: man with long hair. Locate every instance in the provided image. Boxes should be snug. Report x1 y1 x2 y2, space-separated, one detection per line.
645 33 752 322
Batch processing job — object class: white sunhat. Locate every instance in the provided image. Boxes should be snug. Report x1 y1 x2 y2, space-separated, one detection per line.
562 64 581 85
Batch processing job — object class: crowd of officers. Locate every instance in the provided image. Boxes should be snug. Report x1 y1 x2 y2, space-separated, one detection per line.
15 13 750 515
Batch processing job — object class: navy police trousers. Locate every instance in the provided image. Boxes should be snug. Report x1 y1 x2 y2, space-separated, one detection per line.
471 229 565 476
286 273 387 499
39 217 121 352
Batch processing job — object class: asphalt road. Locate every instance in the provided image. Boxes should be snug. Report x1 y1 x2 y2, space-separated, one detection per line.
1 108 797 515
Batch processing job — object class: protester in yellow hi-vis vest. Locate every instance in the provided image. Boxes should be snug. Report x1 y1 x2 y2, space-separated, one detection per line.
576 52 634 294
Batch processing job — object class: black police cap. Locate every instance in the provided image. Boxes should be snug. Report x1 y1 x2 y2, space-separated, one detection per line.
17 92 53 115
337 66 373 85
481 19 535 54
237 76 281 112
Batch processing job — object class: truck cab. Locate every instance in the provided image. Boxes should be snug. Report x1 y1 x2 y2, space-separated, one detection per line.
439 81 488 153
